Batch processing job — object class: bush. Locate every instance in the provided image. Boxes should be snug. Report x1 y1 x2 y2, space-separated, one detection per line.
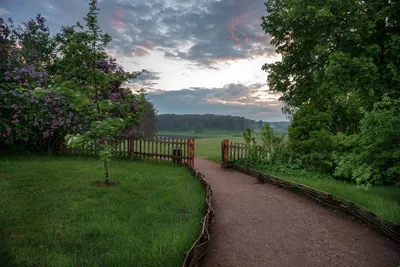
334 96 400 186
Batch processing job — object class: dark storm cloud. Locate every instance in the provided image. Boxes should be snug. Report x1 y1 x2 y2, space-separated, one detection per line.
147 83 285 121
3 0 275 68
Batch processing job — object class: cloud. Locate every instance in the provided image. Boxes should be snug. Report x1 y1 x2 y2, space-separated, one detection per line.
3 0 282 116
134 47 149 57
129 71 162 91
4 0 275 69
147 83 286 121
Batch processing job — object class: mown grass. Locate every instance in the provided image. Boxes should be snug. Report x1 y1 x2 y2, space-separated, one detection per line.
157 130 256 162
0 155 205 267
242 163 400 224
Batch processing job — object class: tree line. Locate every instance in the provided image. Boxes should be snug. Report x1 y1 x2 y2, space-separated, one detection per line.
156 114 289 132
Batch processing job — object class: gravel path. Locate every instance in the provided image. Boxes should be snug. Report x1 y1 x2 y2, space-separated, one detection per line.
194 158 400 267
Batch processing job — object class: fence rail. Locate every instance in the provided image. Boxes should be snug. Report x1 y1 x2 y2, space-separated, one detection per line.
67 136 195 167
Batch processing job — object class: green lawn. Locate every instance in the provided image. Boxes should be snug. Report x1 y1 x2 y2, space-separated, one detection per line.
242 163 400 224
195 136 255 163
157 130 256 162
0 155 204 267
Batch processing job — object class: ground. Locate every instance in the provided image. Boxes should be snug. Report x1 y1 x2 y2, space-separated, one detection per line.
195 158 400 267
0 155 204 267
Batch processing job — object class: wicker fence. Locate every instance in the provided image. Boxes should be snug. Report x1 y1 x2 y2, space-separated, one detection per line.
222 139 400 243
67 136 195 167
182 167 214 267
227 164 400 244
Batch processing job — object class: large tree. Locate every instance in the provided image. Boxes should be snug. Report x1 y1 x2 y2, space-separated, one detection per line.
261 0 400 183
261 0 400 133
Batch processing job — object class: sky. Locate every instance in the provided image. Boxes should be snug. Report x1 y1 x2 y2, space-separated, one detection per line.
1 0 286 121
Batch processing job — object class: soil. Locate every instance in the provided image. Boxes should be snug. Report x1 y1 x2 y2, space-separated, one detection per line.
194 158 400 267
92 180 117 187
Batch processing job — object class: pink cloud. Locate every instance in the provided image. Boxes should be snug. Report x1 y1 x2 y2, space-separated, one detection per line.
135 47 149 57
111 7 124 18
110 7 125 29
143 40 153 49
111 20 125 28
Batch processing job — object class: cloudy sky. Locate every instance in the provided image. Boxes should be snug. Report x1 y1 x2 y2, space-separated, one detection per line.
1 0 286 121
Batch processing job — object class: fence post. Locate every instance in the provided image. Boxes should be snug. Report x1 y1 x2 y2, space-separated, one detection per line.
188 138 195 168
221 140 229 168
129 137 134 160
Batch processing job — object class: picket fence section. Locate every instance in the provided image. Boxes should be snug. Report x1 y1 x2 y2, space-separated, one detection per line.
221 140 261 168
67 136 195 167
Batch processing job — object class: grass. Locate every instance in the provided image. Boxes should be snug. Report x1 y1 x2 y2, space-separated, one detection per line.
243 163 400 224
0 155 205 267
157 130 260 162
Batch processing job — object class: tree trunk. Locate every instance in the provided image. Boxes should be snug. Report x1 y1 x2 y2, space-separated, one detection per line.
104 159 109 185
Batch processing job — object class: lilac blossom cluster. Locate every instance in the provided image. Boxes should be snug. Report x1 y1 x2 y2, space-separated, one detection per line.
3 65 49 88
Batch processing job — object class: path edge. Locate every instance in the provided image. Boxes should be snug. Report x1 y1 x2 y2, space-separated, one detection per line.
229 164 400 244
182 165 214 267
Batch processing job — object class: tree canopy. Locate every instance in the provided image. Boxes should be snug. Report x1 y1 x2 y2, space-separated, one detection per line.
261 0 400 185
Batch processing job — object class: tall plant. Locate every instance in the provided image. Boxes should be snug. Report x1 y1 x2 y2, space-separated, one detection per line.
65 0 146 185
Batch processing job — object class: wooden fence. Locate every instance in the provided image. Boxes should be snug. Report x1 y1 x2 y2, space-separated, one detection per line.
67 136 195 167
221 140 261 168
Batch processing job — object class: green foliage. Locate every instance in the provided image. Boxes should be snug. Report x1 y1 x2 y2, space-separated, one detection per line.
260 123 274 161
334 96 400 186
194 123 204 134
242 128 259 165
261 0 400 184
57 0 146 183
288 105 335 172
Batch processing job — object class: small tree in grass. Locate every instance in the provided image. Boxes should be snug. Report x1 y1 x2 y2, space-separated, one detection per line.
64 0 146 185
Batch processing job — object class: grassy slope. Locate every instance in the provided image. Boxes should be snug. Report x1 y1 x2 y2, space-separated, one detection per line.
0 155 204 267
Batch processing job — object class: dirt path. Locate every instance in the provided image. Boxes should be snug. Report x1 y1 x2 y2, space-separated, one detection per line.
194 158 400 267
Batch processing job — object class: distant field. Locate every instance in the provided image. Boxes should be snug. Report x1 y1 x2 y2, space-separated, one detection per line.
156 130 244 139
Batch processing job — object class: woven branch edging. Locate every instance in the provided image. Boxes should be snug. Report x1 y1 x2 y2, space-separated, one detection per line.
229 164 400 243
182 165 214 267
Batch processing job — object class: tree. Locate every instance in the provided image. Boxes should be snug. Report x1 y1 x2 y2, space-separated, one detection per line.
261 0 400 177
137 99 158 137
260 123 274 161
261 0 400 128
63 0 146 185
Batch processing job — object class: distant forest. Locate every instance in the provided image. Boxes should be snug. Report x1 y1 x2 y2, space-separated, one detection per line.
156 114 289 132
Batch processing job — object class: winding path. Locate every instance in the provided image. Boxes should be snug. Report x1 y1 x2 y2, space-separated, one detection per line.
194 158 400 267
